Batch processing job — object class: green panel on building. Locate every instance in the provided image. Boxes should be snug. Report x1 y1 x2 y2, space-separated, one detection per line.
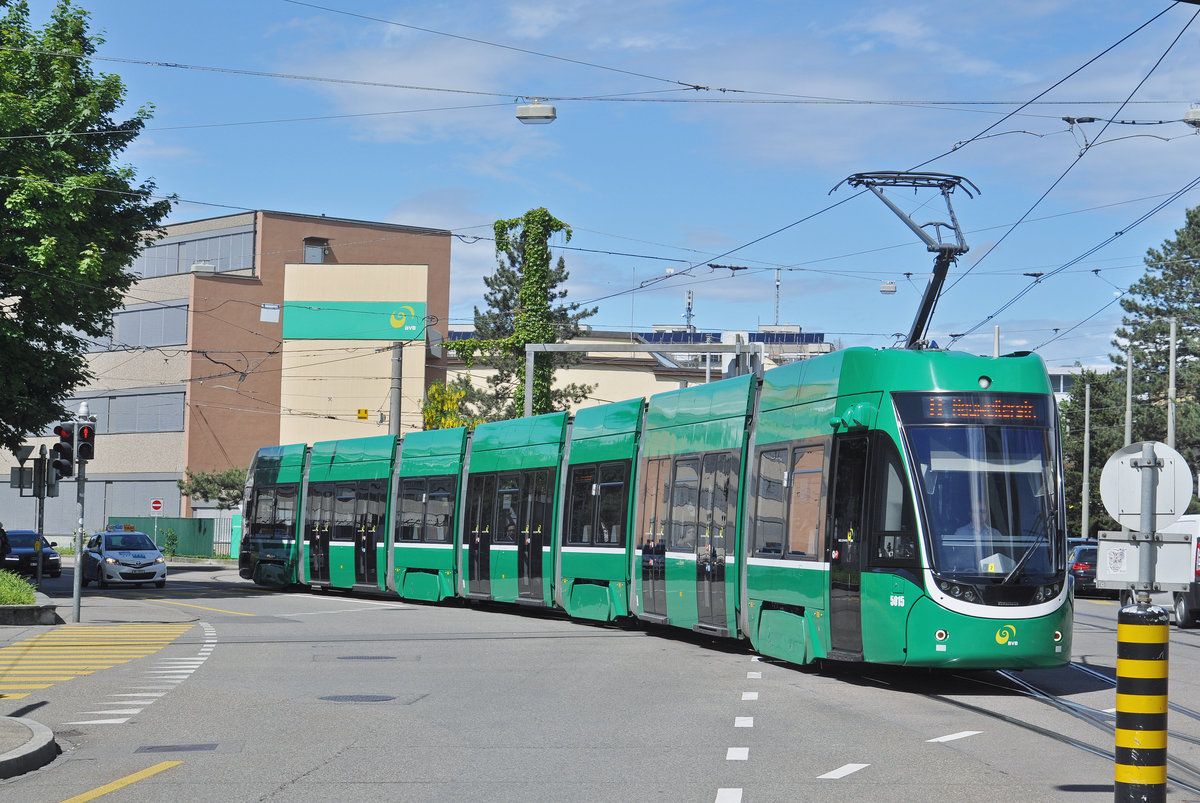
283 301 426 340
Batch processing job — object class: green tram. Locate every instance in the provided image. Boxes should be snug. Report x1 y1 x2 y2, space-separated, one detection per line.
240 346 1071 669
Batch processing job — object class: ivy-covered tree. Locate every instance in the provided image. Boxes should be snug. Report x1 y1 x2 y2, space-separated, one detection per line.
0 0 171 453
178 467 246 510
450 208 596 421
1111 204 1200 470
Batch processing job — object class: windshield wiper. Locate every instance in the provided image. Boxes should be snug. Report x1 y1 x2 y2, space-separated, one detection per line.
1002 512 1049 585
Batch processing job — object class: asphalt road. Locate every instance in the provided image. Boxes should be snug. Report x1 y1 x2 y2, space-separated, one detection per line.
0 570 1195 802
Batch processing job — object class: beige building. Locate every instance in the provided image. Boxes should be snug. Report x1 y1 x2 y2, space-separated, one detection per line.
0 211 450 535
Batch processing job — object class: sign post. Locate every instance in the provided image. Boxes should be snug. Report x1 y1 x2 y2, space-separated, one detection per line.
1096 441 1194 803
150 498 164 543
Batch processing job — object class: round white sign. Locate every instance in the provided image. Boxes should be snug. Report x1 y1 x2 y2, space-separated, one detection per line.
1099 441 1195 531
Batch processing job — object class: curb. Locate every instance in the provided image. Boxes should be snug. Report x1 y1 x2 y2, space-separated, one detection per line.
0 592 61 626
0 717 58 779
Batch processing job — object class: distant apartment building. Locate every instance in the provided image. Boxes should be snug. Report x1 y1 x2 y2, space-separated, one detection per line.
0 211 451 535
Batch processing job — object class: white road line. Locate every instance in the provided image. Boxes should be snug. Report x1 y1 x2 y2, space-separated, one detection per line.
747 671 762 679
66 718 130 725
112 692 166 697
741 691 759 701
726 747 749 761
926 731 982 743
80 708 143 715
715 789 743 803
819 763 869 779
734 717 753 728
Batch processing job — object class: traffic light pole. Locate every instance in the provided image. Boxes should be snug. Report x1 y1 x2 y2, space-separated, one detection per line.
36 444 46 589
72 440 83 623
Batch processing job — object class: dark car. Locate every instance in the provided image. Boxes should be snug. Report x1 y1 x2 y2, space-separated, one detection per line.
1069 544 1104 597
2 529 62 578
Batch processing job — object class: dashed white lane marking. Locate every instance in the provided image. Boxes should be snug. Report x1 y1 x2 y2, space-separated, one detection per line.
819 763 870 779
747 671 761 679
715 789 743 802
726 747 749 761
741 691 759 701
66 718 131 725
734 716 753 728
926 730 982 743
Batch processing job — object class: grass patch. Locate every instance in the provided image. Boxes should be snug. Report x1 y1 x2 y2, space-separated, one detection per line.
0 570 36 605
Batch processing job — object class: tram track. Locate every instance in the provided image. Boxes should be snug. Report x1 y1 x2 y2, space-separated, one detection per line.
935 665 1200 795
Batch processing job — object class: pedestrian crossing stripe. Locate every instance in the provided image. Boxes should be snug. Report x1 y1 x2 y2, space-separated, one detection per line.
0 623 194 698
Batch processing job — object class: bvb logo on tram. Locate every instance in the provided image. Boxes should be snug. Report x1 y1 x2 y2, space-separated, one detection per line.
995 624 1018 646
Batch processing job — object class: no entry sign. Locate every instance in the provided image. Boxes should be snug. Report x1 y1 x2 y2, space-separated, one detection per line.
150 498 164 514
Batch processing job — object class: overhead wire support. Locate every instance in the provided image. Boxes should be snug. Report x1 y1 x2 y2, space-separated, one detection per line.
833 172 978 351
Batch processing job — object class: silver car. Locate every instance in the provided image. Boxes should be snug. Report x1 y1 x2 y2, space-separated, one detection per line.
82 529 167 589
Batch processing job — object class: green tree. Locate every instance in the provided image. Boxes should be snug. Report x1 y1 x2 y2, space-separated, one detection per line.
450 208 596 421
0 0 171 453
1059 368 1126 539
178 467 246 510
1111 204 1200 474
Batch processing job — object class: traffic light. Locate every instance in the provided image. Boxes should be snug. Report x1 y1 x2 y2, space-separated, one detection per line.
77 423 95 461
51 423 75 479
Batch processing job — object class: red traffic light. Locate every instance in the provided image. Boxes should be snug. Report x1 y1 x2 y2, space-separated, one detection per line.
77 423 95 461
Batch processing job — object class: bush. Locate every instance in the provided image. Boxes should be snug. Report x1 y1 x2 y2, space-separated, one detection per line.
0 570 36 605
162 528 178 557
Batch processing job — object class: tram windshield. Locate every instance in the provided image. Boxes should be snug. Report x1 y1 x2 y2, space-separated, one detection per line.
896 393 1061 585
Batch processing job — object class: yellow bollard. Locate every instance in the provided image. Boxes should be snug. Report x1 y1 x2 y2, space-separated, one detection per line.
1114 603 1169 803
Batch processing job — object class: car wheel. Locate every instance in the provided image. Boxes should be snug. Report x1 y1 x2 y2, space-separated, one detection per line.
1120 590 1135 608
98 574 108 589
1176 595 1195 629
155 580 166 589
81 574 90 587
50 571 61 578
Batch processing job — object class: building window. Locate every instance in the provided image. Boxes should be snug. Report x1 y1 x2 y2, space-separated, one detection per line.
303 238 329 264
131 230 254 278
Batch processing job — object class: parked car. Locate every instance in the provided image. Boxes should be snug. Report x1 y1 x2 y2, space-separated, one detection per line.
81 527 166 589
1 529 61 578
1069 544 1105 597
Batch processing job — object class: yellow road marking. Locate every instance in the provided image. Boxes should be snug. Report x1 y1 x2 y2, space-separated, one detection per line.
152 599 254 616
0 692 31 699
59 760 183 803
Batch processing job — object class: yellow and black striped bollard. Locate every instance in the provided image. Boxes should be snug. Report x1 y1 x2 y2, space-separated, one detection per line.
1115 603 1169 803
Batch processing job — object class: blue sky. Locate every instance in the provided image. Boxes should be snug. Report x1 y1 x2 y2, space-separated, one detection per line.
25 0 1200 369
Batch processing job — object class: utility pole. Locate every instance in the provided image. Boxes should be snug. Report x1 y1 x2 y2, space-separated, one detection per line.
1125 346 1133 447
1168 317 1177 449
1082 383 1090 540
390 342 403 436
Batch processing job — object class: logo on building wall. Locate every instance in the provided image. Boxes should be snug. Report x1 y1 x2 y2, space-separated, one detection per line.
281 301 426 341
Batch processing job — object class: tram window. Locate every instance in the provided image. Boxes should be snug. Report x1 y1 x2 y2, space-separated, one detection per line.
638 457 670 553
596 462 628 546
252 487 275 529
567 466 597 545
495 474 521 543
526 470 552 541
425 476 455 542
308 482 334 535
787 446 824 559
332 483 357 542
466 474 496 541
868 438 918 567
364 480 385 535
753 448 787 556
670 458 700 551
275 485 298 534
397 479 423 542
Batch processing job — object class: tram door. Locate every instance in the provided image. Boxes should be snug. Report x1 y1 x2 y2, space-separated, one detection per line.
697 453 737 634
517 470 551 601
354 480 383 587
637 457 670 622
465 474 495 598
828 435 869 656
306 483 333 583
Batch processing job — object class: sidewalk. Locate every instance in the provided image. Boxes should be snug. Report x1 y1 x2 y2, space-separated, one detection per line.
0 556 239 778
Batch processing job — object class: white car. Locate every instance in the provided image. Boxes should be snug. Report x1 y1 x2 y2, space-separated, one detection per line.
82 529 167 589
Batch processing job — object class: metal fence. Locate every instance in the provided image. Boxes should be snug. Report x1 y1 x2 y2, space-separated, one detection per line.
105 516 238 558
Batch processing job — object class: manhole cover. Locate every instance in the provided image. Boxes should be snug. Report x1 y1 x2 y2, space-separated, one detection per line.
337 655 397 660
136 743 219 753
320 694 396 703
